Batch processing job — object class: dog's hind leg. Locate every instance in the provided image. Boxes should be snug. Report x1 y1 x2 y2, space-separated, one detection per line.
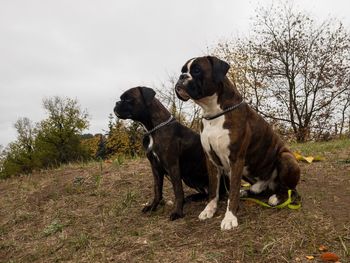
268 152 300 206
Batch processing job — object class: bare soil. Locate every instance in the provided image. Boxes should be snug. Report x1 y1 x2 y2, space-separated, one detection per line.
0 141 349 263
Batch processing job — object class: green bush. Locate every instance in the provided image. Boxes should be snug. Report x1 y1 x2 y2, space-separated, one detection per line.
0 97 90 178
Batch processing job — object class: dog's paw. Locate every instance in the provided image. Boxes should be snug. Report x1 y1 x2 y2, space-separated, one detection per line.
249 181 266 194
220 211 238 230
198 199 217 220
142 204 154 213
142 199 164 213
198 209 214 220
169 211 184 221
142 202 158 213
268 194 279 206
240 189 249 197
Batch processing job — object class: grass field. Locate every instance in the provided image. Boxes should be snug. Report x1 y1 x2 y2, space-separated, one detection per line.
0 139 349 262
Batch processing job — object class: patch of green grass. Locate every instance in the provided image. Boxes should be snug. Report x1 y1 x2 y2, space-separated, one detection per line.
290 138 350 156
261 237 278 254
0 240 15 251
43 219 64 236
190 248 197 260
65 184 83 195
93 173 102 188
205 251 223 261
113 155 125 167
68 233 90 252
121 189 137 209
113 189 138 216
14 210 33 224
0 225 7 235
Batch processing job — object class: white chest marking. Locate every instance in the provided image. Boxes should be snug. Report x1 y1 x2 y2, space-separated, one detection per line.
196 94 232 172
201 116 231 172
147 135 153 152
147 135 160 162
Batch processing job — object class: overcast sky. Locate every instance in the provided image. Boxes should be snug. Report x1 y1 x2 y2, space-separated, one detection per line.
1 0 350 147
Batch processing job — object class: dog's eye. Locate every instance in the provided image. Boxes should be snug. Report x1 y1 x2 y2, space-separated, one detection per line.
192 67 201 75
123 98 133 103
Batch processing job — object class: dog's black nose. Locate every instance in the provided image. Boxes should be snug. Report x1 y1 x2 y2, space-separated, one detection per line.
114 101 121 114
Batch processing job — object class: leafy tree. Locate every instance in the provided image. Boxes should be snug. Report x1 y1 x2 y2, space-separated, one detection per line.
1 96 93 178
105 114 144 159
126 121 143 157
80 134 107 159
213 2 350 142
105 118 130 158
0 118 39 177
34 96 90 167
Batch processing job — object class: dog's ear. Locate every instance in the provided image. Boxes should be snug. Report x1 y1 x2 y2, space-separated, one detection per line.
207 56 230 83
138 86 156 106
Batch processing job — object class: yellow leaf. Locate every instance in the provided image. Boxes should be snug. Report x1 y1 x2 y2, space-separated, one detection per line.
293 152 324 163
313 155 325 162
303 156 314 163
294 152 303 160
305 255 314 260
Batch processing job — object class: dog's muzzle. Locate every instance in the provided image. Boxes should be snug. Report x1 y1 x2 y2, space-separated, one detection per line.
175 75 191 101
175 84 191 101
114 101 122 117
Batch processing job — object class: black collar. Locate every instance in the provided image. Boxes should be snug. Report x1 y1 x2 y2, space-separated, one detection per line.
143 115 175 137
203 100 245 120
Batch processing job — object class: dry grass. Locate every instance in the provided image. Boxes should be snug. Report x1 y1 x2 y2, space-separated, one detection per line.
0 139 350 263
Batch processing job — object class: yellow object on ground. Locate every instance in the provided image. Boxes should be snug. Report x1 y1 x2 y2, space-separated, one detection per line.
293 152 325 163
241 189 301 210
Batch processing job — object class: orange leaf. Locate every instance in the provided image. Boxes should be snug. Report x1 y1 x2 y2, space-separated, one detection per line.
320 252 339 262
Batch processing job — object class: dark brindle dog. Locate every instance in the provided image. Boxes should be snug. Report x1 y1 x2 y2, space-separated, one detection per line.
175 56 300 230
114 86 215 220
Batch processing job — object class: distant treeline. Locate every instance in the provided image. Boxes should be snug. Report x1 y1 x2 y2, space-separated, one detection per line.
81 114 144 161
0 97 145 179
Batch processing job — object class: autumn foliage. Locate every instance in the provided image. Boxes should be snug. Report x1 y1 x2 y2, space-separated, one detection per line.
212 3 350 142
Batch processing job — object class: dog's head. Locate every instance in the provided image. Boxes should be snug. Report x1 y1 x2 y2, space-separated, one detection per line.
175 56 230 101
114 86 156 121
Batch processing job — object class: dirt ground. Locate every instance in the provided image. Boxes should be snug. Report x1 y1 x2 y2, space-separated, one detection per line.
0 140 349 263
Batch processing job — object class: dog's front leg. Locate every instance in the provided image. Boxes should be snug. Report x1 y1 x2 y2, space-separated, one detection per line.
142 155 164 213
198 160 221 220
220 157 245 230
168 163 185 221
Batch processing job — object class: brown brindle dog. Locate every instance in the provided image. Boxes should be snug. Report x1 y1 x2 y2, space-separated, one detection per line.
175 56 300 230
